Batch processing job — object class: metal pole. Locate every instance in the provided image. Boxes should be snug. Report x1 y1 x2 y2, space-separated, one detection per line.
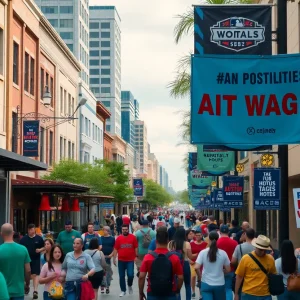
277 0 289 246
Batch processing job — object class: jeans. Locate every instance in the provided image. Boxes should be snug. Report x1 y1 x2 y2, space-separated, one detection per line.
118 260 134 292
11 297 24 300
201 282 226 300
225 272 234 300
64 281 81 300
241 294 272 300
276 287 300 300
178 261 191 300
43 291 52 300
104 258 112 287
147 294 178 300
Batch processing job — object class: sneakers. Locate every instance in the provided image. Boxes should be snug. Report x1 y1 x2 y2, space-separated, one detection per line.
192 292 196 299
33 292 38 299
119 292 126 297
106 287 110 294
128 286 133 294
101 287 105 294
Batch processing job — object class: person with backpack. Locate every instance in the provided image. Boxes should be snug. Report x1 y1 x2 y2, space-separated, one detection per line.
139 226 184 300
81 223 102 251
135 220 156 276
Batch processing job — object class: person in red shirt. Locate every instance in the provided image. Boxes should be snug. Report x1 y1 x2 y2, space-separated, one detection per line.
113 224 138 297
139 226 183 300
216 224 238 300
190 230 207 298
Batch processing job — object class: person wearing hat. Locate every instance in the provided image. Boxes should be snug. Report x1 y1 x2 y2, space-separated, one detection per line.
234 235 277 300
168 217 181 241
56 220 81 254
217 225 238 300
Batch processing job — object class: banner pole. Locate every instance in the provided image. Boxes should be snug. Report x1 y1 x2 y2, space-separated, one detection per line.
277 0 289 246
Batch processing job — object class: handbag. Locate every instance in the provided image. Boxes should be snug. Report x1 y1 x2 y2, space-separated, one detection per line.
48 281 64 299
248 253 284 296
287 273 300 291
232 245 243 292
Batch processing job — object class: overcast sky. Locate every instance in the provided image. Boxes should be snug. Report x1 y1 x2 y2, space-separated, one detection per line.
90 0 197 191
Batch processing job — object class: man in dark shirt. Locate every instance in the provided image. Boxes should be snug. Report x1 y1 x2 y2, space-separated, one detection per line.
168 218 180 241
228 220 241 239
101 226 115 294
20 224 44 299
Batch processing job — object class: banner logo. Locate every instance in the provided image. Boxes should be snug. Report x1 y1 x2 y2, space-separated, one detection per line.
210 17 265 52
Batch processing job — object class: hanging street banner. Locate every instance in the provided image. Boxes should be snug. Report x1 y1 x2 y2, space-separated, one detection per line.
191 54 300 146
23 120 39 157
188 169 214 187
223 176 244 208
197 145 234 175
189 152 197 171
213 188 224 209
194 5 272 55
133 178 143 196
292 189 300 229
254 168 281 210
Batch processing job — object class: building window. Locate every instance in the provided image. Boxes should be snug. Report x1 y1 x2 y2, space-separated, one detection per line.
71 143 75 159
84 151 90 163
60 6 73 14
68 93 71 116
24 53 29 92
91 87 100 94
72 97 75 124
0 29 3 75
90 78 99 85
101 59 110 66
85 117 88 135
101 78 110 84
64 89 67 114
90 59 99 66
60 136 63 160
101 87 110 93
13 42 19 85
101 32 110 38
40 68 44 99
106 125 111 131
12 112 18 153
66 44 73 52
68 141 71 158
41 6 58 13
101 22 110 29
63 138 66 158
88 120 91 137
48 19 58 27
101 41 110 47
101 69 110 75
90 22 99 29
102 101 110 108
92 124 95 140
60 87 63 113
40 127 45 162
101 50 110 56
90 50 99 57
90 32 99 38
49 131 53 166
30 57 35 95
50 77 54 107
90 69 100 75
90 41 99 47
240 151 248 160
60 19 73 28
60 32 73 39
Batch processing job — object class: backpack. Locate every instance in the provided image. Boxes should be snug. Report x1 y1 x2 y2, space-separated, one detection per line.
141 229 151 248
48 281 64 299
149 251 173 296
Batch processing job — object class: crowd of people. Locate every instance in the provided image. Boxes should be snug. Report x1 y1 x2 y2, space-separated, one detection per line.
0 210 300 300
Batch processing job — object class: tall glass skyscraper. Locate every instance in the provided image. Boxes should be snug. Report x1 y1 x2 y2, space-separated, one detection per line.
121 91 135 146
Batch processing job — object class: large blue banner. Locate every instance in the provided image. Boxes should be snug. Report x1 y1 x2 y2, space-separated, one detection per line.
254 168 281 210
223 176 244 208
23 120 39 157
191 54 300 146
133 179 143 196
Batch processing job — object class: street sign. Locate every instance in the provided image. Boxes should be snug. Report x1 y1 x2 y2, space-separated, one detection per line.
260 153 275 167
223 176 244 208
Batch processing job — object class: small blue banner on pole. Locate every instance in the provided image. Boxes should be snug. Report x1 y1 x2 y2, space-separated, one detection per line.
254 168 281 210
23 120 39 157
223 176 244 208
213 188 224 209
133 178 143 196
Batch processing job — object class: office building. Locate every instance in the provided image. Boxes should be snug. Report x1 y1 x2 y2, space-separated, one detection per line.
148 153 160 184
121 91 135 146
134 99 140 120
89 6 122 136
134 120 148 174
35 0 90 86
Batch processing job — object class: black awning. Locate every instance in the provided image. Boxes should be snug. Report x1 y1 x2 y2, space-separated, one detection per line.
0 148 48 171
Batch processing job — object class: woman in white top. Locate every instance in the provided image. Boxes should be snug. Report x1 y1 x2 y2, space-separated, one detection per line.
195 231 230 300
275 240 300 300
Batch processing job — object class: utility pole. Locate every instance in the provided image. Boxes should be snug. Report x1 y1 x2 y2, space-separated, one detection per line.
277 0 289 246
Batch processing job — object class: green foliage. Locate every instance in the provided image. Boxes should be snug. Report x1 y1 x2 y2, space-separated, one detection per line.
143 179 173 208
43 159 133 203
175 190 191 205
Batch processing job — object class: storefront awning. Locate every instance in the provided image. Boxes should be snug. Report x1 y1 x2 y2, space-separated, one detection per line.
12 175 89 193
0 148 48 171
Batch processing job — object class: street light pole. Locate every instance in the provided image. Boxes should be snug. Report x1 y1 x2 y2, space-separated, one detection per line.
277 0 289 246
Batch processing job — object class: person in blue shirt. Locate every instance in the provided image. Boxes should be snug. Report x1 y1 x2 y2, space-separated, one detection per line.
81 223 102 250
148 222 166 252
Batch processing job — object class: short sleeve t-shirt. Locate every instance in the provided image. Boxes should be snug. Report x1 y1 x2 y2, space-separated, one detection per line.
0 272 9 300
81 233 102 250
232 243 255 264
148 239 156 251
196 248 230 286
135 228 156 255
101 236 115 256
114 234 138 261
40 263 66 291
236 251 277 296
217 237 238 271
190 241 208 262
56 230 81 254
140 248 183 293
0 242 31 297
20 234 44 260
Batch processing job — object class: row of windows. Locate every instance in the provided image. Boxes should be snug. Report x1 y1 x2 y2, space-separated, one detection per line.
80 2 89 27
60 32 73 39
90 50 110 57
90 78 111 85
90 87 111 94
80 45 88 68
90 68 110 75
81 70 89 85
90 59 110 66
60 87 75 122
40 67 54 107
24 52 35 96
41 6 73 14
90 41 110 48
60 137 76 161
90 32 110 39
90 22 110 29
80 22 89 48
48 19 73 28
81 115 103 145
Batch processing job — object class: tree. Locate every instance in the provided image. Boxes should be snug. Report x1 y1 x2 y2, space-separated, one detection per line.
143 179 173 208
175 190 191 205
42 159 133 203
